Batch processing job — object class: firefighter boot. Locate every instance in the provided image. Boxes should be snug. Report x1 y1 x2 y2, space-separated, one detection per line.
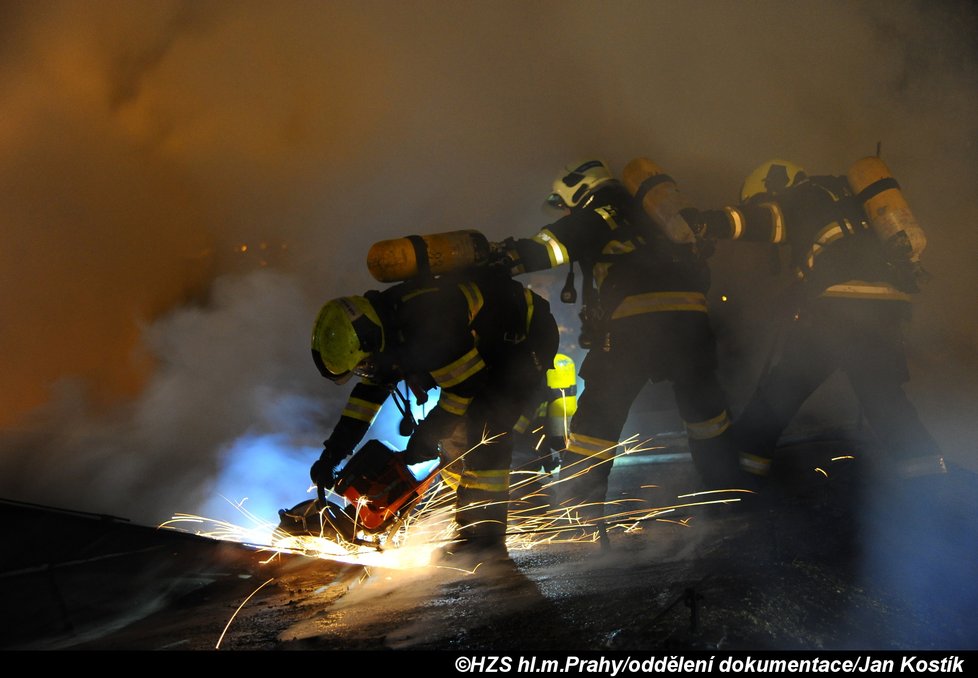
443 484 511 567
689 433 753 490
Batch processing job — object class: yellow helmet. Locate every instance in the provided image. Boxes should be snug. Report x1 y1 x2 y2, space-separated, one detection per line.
311 296 384 383
740 159 807 203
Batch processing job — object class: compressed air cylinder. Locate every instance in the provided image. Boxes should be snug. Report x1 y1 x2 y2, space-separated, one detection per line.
367 230 492 283
847 156 926 261
546 353 577 438
622 157 697 245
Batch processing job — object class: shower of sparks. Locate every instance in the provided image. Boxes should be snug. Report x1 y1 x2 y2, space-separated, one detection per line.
677 489 756 498
162 430 753 573
215 577 275 650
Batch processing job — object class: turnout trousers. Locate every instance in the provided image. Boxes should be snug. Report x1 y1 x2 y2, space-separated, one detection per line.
558 311 737 521
441 324 558 548
734 298 944 479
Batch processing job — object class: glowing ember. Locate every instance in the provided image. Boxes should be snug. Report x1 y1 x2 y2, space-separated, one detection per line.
215 577 275 650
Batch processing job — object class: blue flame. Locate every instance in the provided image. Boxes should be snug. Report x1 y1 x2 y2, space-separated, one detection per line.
198 432 319 526
201 384 441 524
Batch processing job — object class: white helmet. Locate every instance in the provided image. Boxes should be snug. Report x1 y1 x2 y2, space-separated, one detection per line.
546 160 614 210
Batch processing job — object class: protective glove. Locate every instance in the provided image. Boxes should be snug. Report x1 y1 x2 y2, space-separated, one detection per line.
914 262 933 290
404 417 442 465
489 237 524 276
309 441 348 488
891 259 931 294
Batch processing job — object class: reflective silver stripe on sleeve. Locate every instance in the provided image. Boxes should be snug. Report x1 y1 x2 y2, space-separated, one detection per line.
804 222 846 270
532 228 569 267
724 206 744 240
759 202 786 243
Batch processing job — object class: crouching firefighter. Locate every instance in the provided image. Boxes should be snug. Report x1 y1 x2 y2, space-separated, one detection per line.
498 159 742 522
692 157 946 484
310 267 559 558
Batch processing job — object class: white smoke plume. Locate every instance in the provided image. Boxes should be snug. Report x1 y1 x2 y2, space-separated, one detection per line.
0 0 976 527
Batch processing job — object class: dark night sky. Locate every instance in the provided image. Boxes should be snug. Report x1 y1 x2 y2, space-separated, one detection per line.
1 0 976 524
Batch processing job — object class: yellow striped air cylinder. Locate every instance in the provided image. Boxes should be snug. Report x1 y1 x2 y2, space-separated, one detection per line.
367 230 491 283
847 156 926 261
622 157 697 245
545 353 577 438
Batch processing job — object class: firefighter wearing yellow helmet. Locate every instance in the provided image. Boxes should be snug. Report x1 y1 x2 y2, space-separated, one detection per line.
693 157 945 483
310 270 559 558
498 158 742 521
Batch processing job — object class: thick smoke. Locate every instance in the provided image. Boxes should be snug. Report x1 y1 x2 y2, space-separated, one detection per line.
1 0 976 531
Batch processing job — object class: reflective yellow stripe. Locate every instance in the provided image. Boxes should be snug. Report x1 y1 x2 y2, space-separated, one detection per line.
459 469 510 492
565 432 617 461
611 291 708 319
458 282 484 323
740 453 771 476
440 469 461 490
431 347 486 388
820 281 911 302
438 391 473 416
804 222 846 269
601 237 637 256
595 206 620 231
342 397 382 423
684 410 731 440
524 288 534 334
759 202 786 243
401 287 438 302
724 206 745 240
513 414 532 434
532 228 569 268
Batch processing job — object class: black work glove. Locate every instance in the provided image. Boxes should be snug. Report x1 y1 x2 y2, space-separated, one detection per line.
489 237 524 276
404 417 442 465
891 260 931 294
310 441 348 488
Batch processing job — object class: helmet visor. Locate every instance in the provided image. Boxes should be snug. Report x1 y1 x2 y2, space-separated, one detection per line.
312 349 353 384
545 192 568 211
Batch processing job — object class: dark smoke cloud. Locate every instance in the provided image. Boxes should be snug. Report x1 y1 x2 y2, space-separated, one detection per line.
0 0 976 526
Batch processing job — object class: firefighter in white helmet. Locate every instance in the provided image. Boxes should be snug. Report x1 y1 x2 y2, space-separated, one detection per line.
693 158 945 483
310 269 558 559
499 159 742 521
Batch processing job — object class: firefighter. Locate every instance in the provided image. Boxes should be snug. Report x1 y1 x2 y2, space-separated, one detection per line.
309 268 559 559
694 159 946 483
500 159 741 521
